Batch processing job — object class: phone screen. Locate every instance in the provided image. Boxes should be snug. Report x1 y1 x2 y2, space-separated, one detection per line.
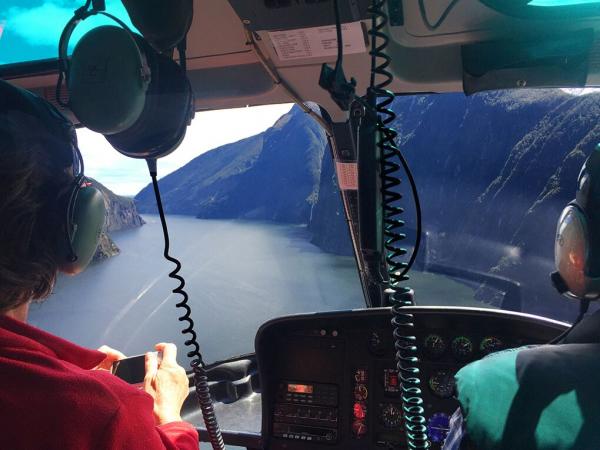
111 354 149 386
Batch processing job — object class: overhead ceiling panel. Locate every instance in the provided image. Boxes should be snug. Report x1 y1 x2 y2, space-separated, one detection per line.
227 0 370 31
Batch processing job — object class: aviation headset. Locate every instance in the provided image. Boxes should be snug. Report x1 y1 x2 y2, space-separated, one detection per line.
554 146 600 300
57 5 194 159
1 3 193 274
0 80 106 275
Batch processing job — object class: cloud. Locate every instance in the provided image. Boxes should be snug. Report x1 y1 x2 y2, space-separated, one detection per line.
5 0 134 48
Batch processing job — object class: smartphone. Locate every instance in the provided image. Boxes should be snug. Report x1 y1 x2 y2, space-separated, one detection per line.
111 352 162 387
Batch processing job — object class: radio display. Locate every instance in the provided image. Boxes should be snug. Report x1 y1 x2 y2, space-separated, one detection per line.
288 383 314 394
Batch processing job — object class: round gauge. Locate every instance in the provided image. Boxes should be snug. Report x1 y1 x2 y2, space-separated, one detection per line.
451 336 474 360
428 370 456 398
480 336 504 355
424 334 447 358
354 384 368 401
428 412 450 443
380 403 402 428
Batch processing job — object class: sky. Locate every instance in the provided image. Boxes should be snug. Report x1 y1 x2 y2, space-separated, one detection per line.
78 104 293 196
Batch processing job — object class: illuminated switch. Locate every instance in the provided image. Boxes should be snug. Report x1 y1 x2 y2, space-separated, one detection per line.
354 368 368 383
384 368 400 394
353 402 366 420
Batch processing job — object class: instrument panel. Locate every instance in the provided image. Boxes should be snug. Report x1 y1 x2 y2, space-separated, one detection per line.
256 307 567 449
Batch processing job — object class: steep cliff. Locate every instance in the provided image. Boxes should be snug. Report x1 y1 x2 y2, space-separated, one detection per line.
91 179 145 261
135 106 327 224
388 90 600 318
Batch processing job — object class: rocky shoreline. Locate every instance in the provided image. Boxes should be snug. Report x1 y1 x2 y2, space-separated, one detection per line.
91 179 145 262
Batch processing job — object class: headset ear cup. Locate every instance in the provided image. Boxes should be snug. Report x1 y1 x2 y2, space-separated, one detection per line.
60 186 106 275
68 26 150 135
121 0 193 53
106 38 193 159
555 203 590 298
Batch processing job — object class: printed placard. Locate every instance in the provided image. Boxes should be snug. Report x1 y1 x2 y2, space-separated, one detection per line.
269 21 366 61
336 162 358 191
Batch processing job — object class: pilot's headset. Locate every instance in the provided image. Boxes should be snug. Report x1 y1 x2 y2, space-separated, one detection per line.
0 80 106 275
56 3 194 159
553 145 600 301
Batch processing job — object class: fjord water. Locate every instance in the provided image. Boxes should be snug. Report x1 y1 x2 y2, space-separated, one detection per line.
29 216 364 364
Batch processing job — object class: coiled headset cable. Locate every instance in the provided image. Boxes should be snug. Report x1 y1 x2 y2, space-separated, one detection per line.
418 0 461 31
368 0 429 448
147 159 225 450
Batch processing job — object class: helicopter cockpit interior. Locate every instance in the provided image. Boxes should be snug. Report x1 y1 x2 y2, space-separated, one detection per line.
5 0 600 449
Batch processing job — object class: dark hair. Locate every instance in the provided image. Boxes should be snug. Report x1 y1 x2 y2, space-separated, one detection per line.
0 111 74 312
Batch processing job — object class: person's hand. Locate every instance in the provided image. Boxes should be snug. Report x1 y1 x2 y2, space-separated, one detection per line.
144 343 190 425
94 345 126 371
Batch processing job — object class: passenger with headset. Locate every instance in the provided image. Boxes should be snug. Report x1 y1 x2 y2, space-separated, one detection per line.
0 80 199 450
443 147 600 450
0 4 203 448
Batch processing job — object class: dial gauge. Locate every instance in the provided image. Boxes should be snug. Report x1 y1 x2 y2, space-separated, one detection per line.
424 334 447 358
451 336 474 360
380 403 403 428
428 370 456 398
480 336 504 355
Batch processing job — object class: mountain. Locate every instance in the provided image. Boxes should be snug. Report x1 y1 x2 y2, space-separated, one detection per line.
135 106 327 223
132 89 600 321
92 179 145 261
390 90 572 245
386 90 600 319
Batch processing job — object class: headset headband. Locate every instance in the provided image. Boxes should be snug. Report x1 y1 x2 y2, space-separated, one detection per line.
57 8 151 103
56 1 194 156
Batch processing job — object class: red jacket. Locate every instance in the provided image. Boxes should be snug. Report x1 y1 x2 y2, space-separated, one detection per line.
0 315 199 450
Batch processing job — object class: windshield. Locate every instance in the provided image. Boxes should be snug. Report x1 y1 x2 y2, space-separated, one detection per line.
396 88 598 323
28 88 594 366
28 104 365 364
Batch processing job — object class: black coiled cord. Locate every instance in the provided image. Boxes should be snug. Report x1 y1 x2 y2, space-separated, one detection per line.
418 0 461 31
368 1 429 448
148 160 225 450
